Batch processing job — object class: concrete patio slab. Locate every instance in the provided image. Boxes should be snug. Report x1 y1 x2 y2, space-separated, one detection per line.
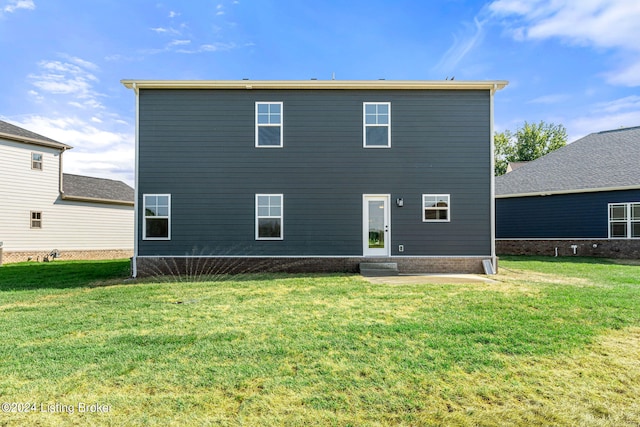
362 274 499 285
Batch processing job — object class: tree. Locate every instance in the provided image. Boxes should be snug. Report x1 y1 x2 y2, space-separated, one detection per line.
494 121 567 176
494 129 514 177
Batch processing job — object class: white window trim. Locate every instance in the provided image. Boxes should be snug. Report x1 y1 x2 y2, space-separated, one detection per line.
143 194 171 240
363 102 391 148
255 102 283 148
30 211 42 229
608 202 640 239
255 193 283 240
31 152 43 170
422 194 451 222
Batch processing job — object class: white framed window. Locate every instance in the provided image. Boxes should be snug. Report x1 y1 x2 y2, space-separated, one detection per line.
363 102 391 148
31 152 43 170
143 194 171 240
255 102 283 147
256 194 283 240
608 202 640 239
30 211 42 229
423 194 450 222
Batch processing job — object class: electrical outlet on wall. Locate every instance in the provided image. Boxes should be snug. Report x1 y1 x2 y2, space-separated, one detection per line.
399 244 404 252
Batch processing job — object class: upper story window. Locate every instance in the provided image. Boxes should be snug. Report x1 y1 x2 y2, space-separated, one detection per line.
609 202 640 238
423 194 450 222
363 102 391 148
256 194 283 240
31 152 43 170
30 211 42 229
256 102 283 148
143 194 171 240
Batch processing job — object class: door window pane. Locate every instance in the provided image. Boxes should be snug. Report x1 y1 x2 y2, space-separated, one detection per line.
368 201 385 248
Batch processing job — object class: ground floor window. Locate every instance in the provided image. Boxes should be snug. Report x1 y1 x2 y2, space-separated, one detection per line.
30 211 42 228
609 202 640 238
256 194 283 240
144 194 171 240
423 194 450 222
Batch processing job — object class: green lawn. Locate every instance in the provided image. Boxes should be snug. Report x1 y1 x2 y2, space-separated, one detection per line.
0 257 639 426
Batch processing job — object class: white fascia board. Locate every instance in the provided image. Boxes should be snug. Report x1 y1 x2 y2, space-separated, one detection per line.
121 79 508 91
0 132 72 150
496 185 640 199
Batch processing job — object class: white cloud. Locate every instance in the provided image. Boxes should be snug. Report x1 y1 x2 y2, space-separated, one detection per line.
18 55 135 185
15 115 135 185
175 42 237 54
568 96 640 140
168 39 191 47
591 95 640 114
64 55 99 71
2 0 35 13
151 26 181 36
489 0 640 87
197 42 236 52
28 59 103 109
168 10 179 18
528 93 570 104
604 60 640 87
434 16 486 75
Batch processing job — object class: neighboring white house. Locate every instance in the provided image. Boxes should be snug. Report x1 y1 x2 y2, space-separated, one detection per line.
0 120 134 264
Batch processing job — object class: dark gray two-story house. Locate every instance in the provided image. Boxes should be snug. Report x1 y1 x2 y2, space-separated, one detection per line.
122 80 507 277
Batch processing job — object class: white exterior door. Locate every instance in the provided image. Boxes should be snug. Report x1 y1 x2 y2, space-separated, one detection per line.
363 195 390 256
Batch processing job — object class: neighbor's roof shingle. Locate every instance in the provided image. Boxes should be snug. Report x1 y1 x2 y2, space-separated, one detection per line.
495 126 640 197
0 119 72 149
63 174 134 205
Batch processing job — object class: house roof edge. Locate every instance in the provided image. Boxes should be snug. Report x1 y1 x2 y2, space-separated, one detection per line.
60 193 134 206
121 79 508 91
0 131 72 150
496 184 640 199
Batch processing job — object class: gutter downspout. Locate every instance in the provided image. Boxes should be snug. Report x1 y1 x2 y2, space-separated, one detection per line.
490 83 497 273
59 146 69 196
132 82 139 278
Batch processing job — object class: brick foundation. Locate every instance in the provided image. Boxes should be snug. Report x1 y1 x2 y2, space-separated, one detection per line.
134 256 492 277
497 239 640 259
1 249 133 265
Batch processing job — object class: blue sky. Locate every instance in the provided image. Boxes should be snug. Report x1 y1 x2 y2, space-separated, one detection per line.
1 0 639 186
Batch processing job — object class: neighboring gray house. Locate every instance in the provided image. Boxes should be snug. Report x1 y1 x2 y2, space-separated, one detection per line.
0 120 134 264
496 126 640 258
122 79 507 276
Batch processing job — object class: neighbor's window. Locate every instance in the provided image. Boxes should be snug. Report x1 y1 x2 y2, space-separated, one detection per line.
363 102 391 148
423 194 450 222
144 194 171 240
31 153 43 170
609 202 640 238
30 211 42 228
256 102 283 147
256 194 283 240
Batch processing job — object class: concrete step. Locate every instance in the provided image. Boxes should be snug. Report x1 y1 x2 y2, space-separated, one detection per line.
359 262 399 276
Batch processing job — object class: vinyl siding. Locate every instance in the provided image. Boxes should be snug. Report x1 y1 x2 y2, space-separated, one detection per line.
0 138 134 252
496 189 640 238
137 89 492 257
